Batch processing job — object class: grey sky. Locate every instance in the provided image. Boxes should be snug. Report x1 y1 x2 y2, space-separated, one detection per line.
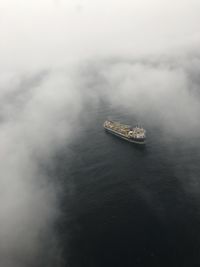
0 0 200 70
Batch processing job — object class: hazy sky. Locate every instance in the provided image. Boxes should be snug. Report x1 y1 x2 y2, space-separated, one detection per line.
0 0 200 70
0 1 200 266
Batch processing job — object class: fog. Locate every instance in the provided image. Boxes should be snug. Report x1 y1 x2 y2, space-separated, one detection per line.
0 0 200 266
87 53 200 136
0 71 85 266
1 0 200 70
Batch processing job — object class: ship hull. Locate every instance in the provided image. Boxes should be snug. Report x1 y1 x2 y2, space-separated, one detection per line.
104 126 145 144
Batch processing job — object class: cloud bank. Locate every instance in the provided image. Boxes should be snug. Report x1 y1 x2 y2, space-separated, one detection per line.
90 53 200 137
0 0 200 266
0 71 84 266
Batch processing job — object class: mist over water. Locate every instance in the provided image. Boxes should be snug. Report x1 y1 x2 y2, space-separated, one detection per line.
1 51 200 266
56 102 200 267
1 0 200 266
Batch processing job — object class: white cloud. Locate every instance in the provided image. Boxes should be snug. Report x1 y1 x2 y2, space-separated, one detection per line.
0 1 200 266
0 70 84 266
0 0 200 71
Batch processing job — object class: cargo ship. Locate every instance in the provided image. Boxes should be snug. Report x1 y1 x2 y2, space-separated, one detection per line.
103 120 146 144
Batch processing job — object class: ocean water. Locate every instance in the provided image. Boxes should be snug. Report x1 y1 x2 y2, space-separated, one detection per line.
55 103 200 267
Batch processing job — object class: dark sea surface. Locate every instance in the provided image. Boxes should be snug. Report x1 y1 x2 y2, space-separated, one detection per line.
54 102 200 267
